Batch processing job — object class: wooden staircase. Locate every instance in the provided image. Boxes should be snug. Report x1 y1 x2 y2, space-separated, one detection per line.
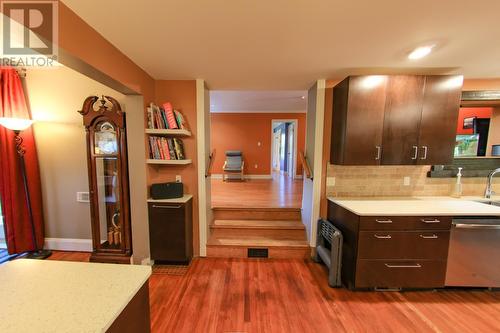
207 207 310 259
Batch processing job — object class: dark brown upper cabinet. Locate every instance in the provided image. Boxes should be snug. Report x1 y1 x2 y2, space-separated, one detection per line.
417 75 463 165
381 75 425 165
331 76 388 165
330 75 463 166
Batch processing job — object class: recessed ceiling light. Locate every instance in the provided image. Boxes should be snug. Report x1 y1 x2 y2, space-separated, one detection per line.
408 45 434 60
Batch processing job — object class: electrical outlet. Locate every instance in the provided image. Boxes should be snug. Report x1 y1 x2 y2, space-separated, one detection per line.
76 192 90 202
403 176 411 186
254 164 258 169
175 175 182 183
327 177 336 187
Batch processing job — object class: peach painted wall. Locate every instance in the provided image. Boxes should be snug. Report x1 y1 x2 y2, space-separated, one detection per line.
153 80 200 256
210 113 306 175
57 2 155 102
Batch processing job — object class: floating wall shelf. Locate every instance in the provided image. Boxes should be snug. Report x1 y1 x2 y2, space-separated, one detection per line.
145 128 191 136
146 159 192 165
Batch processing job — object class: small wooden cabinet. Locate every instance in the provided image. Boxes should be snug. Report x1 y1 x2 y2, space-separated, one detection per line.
327 201 452 289
148 197 193 263
330 75 462 165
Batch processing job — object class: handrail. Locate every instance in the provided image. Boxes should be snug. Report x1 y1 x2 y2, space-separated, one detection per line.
205 150 215 178
299 151 313 180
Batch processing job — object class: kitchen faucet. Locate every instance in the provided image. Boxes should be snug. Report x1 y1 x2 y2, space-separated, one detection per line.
484 167 500 199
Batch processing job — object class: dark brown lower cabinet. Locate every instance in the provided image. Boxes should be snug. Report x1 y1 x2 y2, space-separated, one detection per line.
327 201 451 290
355 260 447 289
148 198 193 263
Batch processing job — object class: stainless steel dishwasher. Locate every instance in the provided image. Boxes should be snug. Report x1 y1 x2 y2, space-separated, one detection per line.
445 217 500 288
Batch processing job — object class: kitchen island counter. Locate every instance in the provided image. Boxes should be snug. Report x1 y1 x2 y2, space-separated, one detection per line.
0 259 151 333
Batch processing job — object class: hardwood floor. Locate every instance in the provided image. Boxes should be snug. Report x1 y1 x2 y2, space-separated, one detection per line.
149 258 500 333
48 250 90 262
211 173 303 208
47 252 500 332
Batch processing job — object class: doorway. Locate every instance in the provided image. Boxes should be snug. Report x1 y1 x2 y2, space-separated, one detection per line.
271 119 298 179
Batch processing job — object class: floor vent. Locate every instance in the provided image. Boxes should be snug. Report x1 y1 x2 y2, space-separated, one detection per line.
248 248 268 258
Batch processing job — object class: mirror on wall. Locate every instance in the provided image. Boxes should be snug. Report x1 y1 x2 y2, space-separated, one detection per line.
429 91 500 178
454 91 500 159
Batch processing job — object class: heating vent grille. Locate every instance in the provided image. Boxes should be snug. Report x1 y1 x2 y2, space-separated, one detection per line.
321 221 335 243
248 248 268 258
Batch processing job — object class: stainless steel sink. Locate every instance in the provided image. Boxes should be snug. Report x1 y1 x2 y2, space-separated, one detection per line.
475 200 500 207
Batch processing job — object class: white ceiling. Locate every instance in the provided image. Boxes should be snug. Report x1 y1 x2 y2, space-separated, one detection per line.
210 91 306 113
62 0 500 89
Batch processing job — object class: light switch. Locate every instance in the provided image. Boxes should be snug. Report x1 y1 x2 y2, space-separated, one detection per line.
403 176 411 186
76 192 90 203
327 177 336 187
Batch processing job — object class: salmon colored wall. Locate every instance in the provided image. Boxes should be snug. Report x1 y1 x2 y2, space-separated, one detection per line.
153 80 199 255
56 3 155 103
210 113 306 176
456 107 492 134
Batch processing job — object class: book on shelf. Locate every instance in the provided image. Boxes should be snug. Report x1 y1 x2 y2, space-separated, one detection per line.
146 102 189 131
148 136 186 161
166 138 176 160
173 138 185 160
163 102 178 129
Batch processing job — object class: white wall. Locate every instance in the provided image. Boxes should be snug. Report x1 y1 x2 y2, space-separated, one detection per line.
25 66 127 242
301 80 325 247
26 66 150 263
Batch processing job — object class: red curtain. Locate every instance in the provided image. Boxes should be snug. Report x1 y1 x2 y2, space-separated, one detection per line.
0 67 45 254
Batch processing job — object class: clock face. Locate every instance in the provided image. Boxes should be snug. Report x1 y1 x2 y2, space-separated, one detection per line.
94 121 118 155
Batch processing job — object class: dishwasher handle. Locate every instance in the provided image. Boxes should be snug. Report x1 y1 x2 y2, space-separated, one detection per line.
454 223 500 230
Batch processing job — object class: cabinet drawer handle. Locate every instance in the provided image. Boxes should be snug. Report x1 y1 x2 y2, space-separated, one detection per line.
152 205 182 209
375 219 393 224
374 234 392 239
420 146 428 160
420 234 438 239
375 146 381 160
421 219 440 224
412 146 418 160
384 263 422 268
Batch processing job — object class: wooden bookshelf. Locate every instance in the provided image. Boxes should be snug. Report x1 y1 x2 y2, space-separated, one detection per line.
146 159 192 165
145 128 191 136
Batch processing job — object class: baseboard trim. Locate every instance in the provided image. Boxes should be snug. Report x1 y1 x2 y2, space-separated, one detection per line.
44 238 92 252
211 174 273 180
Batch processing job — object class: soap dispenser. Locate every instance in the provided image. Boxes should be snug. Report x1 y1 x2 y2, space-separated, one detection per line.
452 167 463 198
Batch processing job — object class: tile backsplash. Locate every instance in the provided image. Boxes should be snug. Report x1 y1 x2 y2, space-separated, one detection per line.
326 164 499 197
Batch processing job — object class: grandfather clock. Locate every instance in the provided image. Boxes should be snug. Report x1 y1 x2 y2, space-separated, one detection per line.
79 96 132 264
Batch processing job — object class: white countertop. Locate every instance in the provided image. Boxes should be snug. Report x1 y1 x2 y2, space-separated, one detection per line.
328 196 500 216
147 194 193 203
0 259 151 333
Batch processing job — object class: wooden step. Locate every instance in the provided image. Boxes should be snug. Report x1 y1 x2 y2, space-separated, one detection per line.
212 207 301 221
210 220 306 240
207 235 310 259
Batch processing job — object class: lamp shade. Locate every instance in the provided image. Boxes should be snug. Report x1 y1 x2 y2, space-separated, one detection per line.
0 117 34 131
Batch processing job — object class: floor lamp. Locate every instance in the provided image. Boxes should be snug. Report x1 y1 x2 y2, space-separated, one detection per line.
0 117 51 259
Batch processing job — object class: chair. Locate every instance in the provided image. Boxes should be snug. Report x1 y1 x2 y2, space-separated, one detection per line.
223 150 244 181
